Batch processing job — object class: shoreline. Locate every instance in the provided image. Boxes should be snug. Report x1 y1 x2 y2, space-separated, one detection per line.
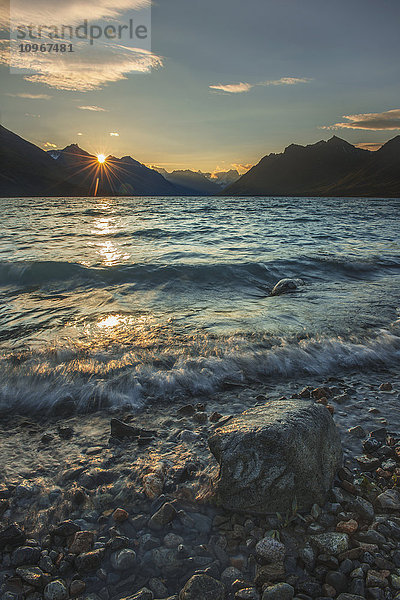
1 370 400 599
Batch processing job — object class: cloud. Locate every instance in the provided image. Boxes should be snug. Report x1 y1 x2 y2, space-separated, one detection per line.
209 163 253 177
209 77 312 94
1 36 162 92
109 132 119 136
3 0 150 28
261 77 312 86
24 113 40 117
209 82 253 94
6 92 52 99
355 142 384 151
326 109 400 131
78 105 108 111
231 163 253 174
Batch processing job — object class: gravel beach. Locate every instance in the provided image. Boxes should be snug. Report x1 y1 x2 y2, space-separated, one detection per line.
1 368 400 600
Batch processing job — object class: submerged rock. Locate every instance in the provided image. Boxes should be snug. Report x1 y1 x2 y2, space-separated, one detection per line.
262 582 294 599
208 399 342 513
44 580 68 600
0 523 26 550
270 278 304 296
179 574 225 600
110 418 156 440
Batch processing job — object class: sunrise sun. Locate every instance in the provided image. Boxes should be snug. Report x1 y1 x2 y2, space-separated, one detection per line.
97 154 106 164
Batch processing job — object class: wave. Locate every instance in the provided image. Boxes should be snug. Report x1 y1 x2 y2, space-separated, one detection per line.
1 328 400 414
1 254 400 290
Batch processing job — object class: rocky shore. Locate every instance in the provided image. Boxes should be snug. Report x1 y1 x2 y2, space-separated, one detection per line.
1 373 400 600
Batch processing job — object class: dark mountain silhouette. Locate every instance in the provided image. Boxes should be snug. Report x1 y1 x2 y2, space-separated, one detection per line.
51 144 179 196
320 136 400 197
155 169 222 195
0 125 84 197
1 125 400 198
0 126 180 197
223 136 377 196
211 169 240 187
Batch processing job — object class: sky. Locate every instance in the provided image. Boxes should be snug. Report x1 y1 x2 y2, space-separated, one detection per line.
0 0 400 172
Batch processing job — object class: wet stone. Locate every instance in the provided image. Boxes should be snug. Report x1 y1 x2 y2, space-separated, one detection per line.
149 502 177 529
15 566 45 587
310 533 349 556
255 537 286 563
112 508 129 522
69 531 94 554
110 548 136 571
75 549 104 572
254 562 285 586
0 523 26 550
336 519 358 535
180 574 225 600
376 489 400 511
52 520 80 538
11 545 41 566
235 588 260 600
356 456 380 471
262 582 294 599
325 570 348 593
69 579 86 597
44 580 68 600
126 589 153 600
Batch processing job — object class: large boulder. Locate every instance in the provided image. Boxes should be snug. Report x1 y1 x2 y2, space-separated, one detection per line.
208 400 342 514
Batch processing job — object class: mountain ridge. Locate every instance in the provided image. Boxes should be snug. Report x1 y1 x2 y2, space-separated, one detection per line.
1 125 399 198
223 135 400 197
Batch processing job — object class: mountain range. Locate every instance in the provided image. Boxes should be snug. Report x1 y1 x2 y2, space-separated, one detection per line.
154 168 240 195
224 135 400 197
1 124 399 197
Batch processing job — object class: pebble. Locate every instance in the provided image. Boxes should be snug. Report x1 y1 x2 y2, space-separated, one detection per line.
379 382 393 391
262 582 294 599
180 574 225 600
349 426 366 438
11 545 41 566
221 566 243 588
149 577 168 597
70 579 86 596
128 589 154 600
179 430 199 443
376 489 400 511
310 533 349 556
75 549 104 572
112 508 129 522
0 523 26 549
149 502 177 529
255 537 285 562
235 589 260 599
337 595 366 600
44 580 68 600
110 548 136 570
69 530 94 554
143 471 164 499
325 570 348 593
163 533 184 548
336 519 358 534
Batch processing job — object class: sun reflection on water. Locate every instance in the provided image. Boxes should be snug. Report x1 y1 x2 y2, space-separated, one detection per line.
97 315 121 329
